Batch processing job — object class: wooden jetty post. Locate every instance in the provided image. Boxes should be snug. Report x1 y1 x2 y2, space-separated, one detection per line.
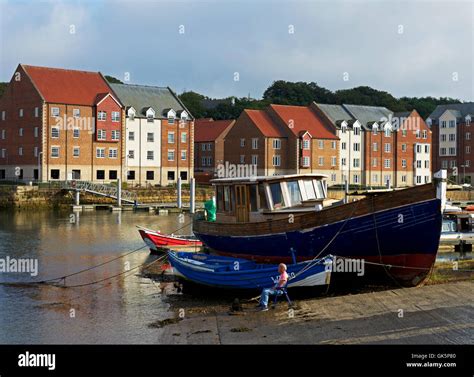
177 177 182 209
117 178 122 207
75 190 80 206
190 177 195 214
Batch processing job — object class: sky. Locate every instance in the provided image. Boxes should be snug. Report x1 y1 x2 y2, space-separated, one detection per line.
0 0 473 101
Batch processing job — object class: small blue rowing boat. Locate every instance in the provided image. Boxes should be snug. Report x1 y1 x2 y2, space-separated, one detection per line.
167 251 333 290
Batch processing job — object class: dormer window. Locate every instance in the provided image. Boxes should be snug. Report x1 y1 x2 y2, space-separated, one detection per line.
127 107 136 121
146 108 155 123
180 111 188 121
384 127 391 137
372 125 378 135
341 125 347 134
466 115 471 126
166 109 176 124
353 125 360 136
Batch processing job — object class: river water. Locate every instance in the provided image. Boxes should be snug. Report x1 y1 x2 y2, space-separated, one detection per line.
0 209 191 344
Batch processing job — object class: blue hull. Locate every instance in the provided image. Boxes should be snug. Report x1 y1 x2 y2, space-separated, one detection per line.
168 251 332 289
194 199 442 283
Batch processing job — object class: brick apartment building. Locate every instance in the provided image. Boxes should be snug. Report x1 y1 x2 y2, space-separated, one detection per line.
223 104 339 181
110 84 194 186
427 103 474 183
0 64 123 183
194 118 235 174
312 103 432 187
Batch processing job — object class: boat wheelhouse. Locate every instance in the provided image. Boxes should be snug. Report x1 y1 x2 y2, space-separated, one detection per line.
212 174 331 223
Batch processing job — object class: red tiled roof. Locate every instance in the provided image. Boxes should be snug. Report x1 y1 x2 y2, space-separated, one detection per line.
194 119 235 142
22 65 113 106
270 104 338 139
245 110 284 137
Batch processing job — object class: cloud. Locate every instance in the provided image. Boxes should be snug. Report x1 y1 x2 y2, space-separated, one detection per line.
0 0 472 101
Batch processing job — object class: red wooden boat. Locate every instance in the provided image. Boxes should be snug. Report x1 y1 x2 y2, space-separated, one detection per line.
137 226 202 253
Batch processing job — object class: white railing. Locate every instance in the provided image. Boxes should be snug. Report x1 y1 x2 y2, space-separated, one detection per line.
61 180 138 203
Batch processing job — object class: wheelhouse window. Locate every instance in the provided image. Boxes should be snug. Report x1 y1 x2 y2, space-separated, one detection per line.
314 179 325 199
258 184 268 210
303 179 316 200
287 181 302 206
269 182 285 209
249 184 258 212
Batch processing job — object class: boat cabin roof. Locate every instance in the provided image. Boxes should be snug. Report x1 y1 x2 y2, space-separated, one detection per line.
210 173 328 185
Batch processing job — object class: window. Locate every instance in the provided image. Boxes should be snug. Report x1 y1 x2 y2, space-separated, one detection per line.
206 143 212 151
98 111 107 121
34 147 38 157
73 128 79 138
401 175 407 183
167 150 175 161
425 160 430 169
207 157 212 166
19 109 23 117
442 160 448 169
416 176 422 184
129 132 135 141
449 120 455 128
168 171 175 181
353 158 360 168
128 150 135 159
181 151 187 160
372 158 377 167
384 175 391 185
302 156 310 167
0 169 5 179
50 169 60 179
318 140 324 149
201 144 206 151
168 132 175 144
467 146 471 154
467 118 471 126
109 148 118 158
441 121 447 128
96 148 105 158
449 134 456 142
331 156 337 167
240 155 245 164
354 126 360 136
425 145 430 153
201 157 207 166
415 130 421 139
373 127 378 135
1 111 5 120
422 130 427 139
331 141 336 149
147 132 154 142
467 132 471 140
272 155 281 167
287 181 302 206
303 180 316 200
441 134 447 142
109 170 118 180
240 138 245 147
249 184 258 212
96 170 105 180
402 144 407 152
269 183 285 209
466 160 471 167
341 142 346 150
167 115 175 124
73 109 80 118
34 107 39 117
384 159 391 168
354 174 360 184
18 147 23 156
19 128 23 136
353 143 360 152
373 142 378 152
73 147 80 157
146 171 154 180
341 158 346 166
449 147 456 155
181 133 187 143
252 138 258 149
341 125 347 134
384 128 391 137
416 160 422 168
402 129 407 137
372 174 378 183
384 143 391 153
111 111 120 122
51 146 59 158
303 139 310 150
1 149 5 158
147 151 154 160
111 131 120 141
402 159 407 168
97 129 106 140
440 147 447 156
318 157 324 166
180 171 188 180
51 127 59 138
273 139 281 149
127 170 136 180
1 130 4 139
251 155 258 165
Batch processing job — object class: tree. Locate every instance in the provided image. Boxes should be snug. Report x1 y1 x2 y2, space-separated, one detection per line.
178 91 207 119
104 75 123 84
263 80 335 105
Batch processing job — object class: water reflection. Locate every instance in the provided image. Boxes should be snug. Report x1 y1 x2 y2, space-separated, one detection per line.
0 210 191 344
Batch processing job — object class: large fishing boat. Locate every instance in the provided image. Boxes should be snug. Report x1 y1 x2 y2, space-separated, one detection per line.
192 173 445 286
